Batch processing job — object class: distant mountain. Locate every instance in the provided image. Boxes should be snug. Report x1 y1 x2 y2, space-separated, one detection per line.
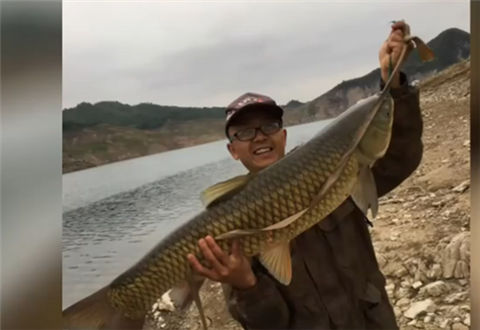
283 99 305 109
63 101 226 132
303 28 470 119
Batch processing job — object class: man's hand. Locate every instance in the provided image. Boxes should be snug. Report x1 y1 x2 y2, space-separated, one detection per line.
187 236 257 289
379 20 414 88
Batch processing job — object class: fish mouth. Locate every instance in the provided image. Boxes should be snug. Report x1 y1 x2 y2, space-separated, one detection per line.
253 146 273 155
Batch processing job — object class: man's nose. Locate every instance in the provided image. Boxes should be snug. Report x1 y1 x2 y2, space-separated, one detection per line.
253 128 268 142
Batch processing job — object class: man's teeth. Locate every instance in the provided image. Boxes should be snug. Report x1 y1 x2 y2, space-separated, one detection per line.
254 147 272 155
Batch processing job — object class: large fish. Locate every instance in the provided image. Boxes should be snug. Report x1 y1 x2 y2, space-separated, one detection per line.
63 30 433 329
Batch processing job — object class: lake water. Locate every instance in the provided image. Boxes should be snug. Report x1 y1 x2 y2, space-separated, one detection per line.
62 119 333 308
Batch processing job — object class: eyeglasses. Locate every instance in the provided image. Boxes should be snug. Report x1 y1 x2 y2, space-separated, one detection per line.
230 121 282 142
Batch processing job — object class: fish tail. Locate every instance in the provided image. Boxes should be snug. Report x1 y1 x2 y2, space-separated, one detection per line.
63 286 144 329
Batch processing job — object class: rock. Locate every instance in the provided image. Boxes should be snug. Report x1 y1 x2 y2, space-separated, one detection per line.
412 281 423 289
414 321 424 328
419 281 449 297
427 264 442 280
393 306 402 318
414 259 430 282
444 291 469 304
383 262 408 278
376 253 387 268
443 232 470 278
395 266 409 278
451 322 468 330
460 304 470 312
459 279 468 286
454 260 469 278
449 305 464 317
396 297 410 307
396 287 412 300
385 283 396 295
452 180 469 193
400 280 411 288
405 258 419 276
459 238 470 261
158 291 176 312
423 315 433 323
385 282 395 290
464 314 470 326
414 269 429 283
407 319 417 326
404 299 436 319
439 319 451 329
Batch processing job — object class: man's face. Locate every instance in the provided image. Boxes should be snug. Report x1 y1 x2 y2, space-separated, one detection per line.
227 109 287 173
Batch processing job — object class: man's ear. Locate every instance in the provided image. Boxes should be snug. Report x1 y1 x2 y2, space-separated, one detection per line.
227 143 239 160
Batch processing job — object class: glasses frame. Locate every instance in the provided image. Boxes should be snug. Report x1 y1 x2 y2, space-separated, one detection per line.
229 120 283 142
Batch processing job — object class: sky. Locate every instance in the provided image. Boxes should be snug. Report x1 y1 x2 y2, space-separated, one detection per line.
63 0 470 109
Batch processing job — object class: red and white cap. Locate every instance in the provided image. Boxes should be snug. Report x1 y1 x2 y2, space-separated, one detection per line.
225 92 283 136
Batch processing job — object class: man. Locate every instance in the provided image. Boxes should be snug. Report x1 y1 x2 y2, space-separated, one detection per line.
188 21 422 329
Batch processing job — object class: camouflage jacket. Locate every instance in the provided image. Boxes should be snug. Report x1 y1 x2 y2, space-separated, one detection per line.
223 75 423 330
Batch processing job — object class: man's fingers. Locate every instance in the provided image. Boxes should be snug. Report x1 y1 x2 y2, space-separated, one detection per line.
232 240 242 258
205 236 230 265
198 238 229 275
390 30 404 42
391 20 407 31
187 254 219 281
388 40 405 52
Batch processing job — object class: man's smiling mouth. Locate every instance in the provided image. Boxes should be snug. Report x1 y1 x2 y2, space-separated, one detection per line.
253 147 273 155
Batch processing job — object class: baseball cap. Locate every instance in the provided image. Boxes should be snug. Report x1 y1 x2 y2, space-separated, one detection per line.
225 92 284 137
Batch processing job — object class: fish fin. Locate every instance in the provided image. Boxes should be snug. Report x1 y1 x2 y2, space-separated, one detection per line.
259 241 292 285
63 286 138 329
216 209 308 241
215 229 259 240
410 36 435 62
169 283 192 310
189 277 209 330
351 167 379 218
170 274 209 330
201 174 253 208
262 209 308 230
310 154 351 207
169 275 206 310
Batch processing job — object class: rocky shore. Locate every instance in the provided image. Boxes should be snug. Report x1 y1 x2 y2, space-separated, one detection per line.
145 59 471 330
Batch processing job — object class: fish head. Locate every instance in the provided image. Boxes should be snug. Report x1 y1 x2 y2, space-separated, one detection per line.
356 95 395 164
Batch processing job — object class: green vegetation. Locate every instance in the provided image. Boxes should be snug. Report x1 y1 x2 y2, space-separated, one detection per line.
63 101 226 132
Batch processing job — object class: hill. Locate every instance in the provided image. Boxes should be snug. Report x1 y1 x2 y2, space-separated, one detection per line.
299 28 470 120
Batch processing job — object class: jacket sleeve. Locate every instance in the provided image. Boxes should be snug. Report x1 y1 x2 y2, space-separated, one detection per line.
372 72 423 197
222 259 290 329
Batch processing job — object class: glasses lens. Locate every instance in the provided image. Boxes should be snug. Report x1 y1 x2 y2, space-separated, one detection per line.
234 128 256 141
260 121 281 135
